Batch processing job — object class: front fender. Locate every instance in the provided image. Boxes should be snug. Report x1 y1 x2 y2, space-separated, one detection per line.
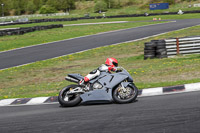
121 82 134 88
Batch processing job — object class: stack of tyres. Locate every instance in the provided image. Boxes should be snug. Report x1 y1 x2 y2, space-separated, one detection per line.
144 42 156 60
0 24 63 37
144 40 168 60
155 40 168 58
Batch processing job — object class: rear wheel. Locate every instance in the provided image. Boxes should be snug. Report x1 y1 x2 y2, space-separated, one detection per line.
58 85 82 107
112 83 138 104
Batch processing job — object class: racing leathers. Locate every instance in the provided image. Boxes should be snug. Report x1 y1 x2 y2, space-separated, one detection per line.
79 64 119 86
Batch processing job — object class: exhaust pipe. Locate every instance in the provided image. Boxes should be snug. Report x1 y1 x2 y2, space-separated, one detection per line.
65 76 79 83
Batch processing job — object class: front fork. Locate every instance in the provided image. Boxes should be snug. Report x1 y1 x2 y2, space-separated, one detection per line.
120 82 127 92
118 82 134 93
67 86 84 94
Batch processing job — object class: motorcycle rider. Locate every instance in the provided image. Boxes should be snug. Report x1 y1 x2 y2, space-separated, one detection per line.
79 58 121 87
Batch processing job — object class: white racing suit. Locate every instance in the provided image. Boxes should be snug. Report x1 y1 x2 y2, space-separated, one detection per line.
80 64 118 85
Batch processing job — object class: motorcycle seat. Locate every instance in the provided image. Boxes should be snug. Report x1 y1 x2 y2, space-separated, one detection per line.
68 74 84 80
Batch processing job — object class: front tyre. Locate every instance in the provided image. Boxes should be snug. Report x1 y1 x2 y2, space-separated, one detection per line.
58 85 82 107
112 83 138 104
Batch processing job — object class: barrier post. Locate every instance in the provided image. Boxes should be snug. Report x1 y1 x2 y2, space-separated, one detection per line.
176 38 180 55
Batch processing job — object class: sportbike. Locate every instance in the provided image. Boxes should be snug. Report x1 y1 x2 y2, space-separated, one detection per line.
58 67 138 107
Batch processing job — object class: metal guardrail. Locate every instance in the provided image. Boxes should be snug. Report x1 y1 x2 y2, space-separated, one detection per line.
144 36 200 60
165 36 200 56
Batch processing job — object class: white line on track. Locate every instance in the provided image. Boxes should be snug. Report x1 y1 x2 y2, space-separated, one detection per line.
63 21 128 26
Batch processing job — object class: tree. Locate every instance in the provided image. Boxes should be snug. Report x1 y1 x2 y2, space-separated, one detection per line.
46 0 58 9
39 5 57 14
33 0 43 10
94 0 107 13
12 0 28 15
103 0 121 9
56 0 75 12
27 0 37 14
0 0 12 16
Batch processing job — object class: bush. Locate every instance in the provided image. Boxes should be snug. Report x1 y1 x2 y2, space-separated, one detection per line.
94 1 108 13
119 0 134 7
39 5 57 14
149 0 175 5
104 0 123 9
139 4 149 9
163 0 175 5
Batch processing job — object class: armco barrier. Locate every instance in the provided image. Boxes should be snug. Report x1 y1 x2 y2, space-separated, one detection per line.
144 36 200 59
0 24 63 36
165 36 200 56
1 10 200 26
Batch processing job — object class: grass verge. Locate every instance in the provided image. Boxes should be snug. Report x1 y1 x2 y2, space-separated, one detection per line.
0 25 200 99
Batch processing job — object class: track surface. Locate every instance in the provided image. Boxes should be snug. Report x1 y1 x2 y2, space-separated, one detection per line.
0 19 200 69
0 91 199 133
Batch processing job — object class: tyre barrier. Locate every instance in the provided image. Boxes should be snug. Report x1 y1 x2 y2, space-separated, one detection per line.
1 10 200 26
0 24 63 37
144 40 167 60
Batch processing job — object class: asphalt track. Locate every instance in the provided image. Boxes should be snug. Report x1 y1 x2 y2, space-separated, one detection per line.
0 91 199 133
0 19 200 70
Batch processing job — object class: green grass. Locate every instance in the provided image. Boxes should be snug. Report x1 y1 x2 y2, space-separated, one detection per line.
0 25 200 99
0 21 165 52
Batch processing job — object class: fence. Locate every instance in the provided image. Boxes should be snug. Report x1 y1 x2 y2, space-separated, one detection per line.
165 36 200 56
0 13 69 22
144 36 200 60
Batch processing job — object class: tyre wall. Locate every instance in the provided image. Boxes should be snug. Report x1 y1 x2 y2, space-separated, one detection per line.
144 40 167 60
0 24 63 36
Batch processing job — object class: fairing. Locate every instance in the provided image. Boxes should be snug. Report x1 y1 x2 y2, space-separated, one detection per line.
67 69 134 104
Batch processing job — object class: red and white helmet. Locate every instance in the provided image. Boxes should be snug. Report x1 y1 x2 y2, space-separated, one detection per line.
105 58 118 67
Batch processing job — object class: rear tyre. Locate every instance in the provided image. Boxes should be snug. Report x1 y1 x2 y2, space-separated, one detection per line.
112 83 138 104
58 85 82 107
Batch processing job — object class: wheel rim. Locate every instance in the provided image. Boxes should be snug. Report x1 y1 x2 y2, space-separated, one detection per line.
62 88 78 102
116 86 136 100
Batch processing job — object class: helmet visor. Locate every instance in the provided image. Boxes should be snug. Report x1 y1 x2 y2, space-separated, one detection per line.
113 62 118 67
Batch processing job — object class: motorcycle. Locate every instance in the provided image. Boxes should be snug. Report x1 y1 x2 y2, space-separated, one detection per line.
58 67 138 107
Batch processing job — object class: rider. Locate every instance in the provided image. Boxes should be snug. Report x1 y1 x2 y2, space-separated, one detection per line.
79 57 121 86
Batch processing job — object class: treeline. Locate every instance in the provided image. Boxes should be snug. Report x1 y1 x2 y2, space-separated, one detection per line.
0 0 199 16
0 0 76 16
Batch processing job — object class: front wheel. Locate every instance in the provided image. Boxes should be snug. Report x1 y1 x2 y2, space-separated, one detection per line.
112 83 138 104
58 85 82 107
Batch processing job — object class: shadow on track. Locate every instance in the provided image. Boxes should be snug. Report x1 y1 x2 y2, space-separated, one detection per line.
58 99 138 108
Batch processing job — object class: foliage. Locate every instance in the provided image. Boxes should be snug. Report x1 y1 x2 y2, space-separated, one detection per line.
0 0 12 16
149 0 175 5
0 0 199 16
27 0 37 14
0 0 75 16
39 5 57 14
94 0 107 13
